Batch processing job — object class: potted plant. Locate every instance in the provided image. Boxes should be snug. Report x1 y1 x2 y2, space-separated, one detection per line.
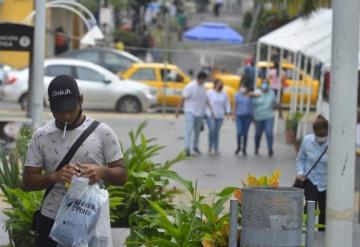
0 127 42 247
108 122 186 228
285 112 303 144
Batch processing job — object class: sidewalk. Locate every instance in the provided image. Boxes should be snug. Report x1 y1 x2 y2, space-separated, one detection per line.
0 114 359 246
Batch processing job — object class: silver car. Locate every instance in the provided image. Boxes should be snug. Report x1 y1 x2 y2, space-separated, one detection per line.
0 58 157 113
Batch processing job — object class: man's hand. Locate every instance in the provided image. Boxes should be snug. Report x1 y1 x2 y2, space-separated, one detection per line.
50 165 80 184
77 162 107 185
296 175 305 181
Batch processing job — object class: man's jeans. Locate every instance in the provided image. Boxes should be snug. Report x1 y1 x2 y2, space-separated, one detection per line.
254 117 274 152
185 112 203 151
206 117 224 151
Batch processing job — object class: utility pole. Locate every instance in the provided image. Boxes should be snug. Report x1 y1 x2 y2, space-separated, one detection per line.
30 0 46 129
327 0 360 246
162 5 169 114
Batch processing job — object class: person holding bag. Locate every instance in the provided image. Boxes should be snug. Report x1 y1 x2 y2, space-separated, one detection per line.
295 115 329 231
22 75 127 247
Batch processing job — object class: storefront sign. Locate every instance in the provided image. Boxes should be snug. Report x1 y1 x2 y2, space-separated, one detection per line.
0 23 33 51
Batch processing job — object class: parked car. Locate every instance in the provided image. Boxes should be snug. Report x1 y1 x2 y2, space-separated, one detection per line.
60 47 143 73
0 58 157 113
120 63 236 107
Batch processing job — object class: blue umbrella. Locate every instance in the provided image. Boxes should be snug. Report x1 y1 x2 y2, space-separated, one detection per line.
183 22 244 44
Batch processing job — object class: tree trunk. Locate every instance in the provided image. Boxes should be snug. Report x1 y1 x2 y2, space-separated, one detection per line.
246 2 263 43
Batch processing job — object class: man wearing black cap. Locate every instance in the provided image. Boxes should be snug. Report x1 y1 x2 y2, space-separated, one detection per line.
22 75 127 247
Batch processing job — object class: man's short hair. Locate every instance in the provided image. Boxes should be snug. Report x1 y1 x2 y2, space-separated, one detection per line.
197 71 208 80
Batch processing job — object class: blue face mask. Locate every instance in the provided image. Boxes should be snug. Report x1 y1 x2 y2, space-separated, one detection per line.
261 83 269 91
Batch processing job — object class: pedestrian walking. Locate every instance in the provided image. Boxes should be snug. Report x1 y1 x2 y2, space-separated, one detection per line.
294 115 328 231
150 24 164 62
206 80 231 155
240 60 256 90
252 81 279 156
22 75 127 247
233 86 253 156
268 65 280 96
176 71 213 156
213 0 224 17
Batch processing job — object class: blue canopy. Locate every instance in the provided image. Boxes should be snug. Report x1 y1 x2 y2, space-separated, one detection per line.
183 22 244 44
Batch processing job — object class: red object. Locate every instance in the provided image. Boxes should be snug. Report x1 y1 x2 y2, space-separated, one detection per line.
244 56 254 65
324 71 330 98
5 76 17 84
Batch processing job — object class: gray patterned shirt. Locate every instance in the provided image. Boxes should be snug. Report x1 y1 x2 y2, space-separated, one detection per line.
25 117 123 219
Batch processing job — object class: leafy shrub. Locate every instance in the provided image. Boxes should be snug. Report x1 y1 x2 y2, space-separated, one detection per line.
0 127 43 247
2 188 42 247
126 172 239 247
285 112 304 131
107 122 187 227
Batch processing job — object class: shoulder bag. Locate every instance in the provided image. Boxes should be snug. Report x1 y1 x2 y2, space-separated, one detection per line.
293 145 328 189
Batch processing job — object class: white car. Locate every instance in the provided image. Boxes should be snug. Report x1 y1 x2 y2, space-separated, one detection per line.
0 58 157 113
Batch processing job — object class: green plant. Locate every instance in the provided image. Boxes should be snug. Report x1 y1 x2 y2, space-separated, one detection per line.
285 112 304 131
0 127 42 247
0 147 21 194
107 122 187 227
2 188 42 247
0 126 31 193
126 172 238 247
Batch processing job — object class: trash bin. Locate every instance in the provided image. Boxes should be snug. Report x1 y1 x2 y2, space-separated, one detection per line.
241 187 303 247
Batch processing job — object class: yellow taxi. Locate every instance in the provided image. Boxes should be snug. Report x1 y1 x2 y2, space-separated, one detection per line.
209 62 319 105
257 61 319 105
120 63 236 107
212 69 241 89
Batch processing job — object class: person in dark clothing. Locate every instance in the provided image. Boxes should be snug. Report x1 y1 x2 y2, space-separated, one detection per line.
54 27 69 55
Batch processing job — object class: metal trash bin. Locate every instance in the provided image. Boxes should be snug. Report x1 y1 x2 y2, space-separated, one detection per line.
241 187 304 247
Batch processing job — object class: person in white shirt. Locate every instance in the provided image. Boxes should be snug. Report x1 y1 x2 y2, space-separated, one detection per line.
206 80 230 155
176 71 212 156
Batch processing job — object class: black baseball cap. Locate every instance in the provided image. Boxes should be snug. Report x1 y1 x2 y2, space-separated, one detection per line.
48 75 80 113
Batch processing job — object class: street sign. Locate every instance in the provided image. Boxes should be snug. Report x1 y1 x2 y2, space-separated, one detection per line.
0 23 33 51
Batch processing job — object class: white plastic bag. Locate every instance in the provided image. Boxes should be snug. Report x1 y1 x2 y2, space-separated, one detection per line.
88 195 113 247
50 176 112 247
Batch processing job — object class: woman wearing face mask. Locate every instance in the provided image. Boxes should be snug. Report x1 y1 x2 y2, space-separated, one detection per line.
296 115 328 231
206 80 231 155
233 86 253 156
252 80 278 156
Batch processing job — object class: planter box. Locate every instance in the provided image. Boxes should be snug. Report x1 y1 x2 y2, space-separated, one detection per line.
285 129 296 144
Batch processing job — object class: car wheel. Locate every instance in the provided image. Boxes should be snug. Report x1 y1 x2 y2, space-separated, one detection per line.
19 93 28 111
116 96 142 113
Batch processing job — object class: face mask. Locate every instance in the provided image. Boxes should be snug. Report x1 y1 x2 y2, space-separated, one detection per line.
261 82 269 91
315 136 327 144
239 87 246 93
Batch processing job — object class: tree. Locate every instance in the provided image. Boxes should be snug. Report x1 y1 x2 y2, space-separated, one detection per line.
247 0 331 42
